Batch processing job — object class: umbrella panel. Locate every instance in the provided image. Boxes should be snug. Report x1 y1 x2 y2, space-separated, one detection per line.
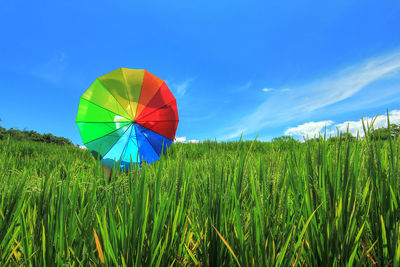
98 69 137 119
76 98 131 123
135 120 177 141
134 124 160 164
84 123 173 169
135 82 176 121
84 124 131 159
136 100 178 122
81 79 132 120
120 129 139 167
136 124 173 155
135 70 164 119
77 121 131 144
136 99 178 140
120 68 144 118
100 124 135 168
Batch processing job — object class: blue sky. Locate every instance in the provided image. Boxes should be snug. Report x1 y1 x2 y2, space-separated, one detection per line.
0 0 400 144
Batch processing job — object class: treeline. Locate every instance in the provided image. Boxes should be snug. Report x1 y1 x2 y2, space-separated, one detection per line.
0 126 73 145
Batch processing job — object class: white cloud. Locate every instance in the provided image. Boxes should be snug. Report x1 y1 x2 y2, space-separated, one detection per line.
262 88 274 92
174 136 200 143
221 50 400 140
333 110 400 137
79 145 87 150
262 88 289 93
285 120 334 138
174 136 187 142
285 110 400 138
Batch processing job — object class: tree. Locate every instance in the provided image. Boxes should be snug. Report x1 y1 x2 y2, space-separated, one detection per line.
370 124 400 140
390 124 400 137
0 125 73 145
328 132 356 142
272 135 297 143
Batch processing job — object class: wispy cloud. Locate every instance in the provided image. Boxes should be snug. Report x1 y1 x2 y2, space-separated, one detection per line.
221 50 400 140
333 110 400 137
238 80 252 91
285 110 400 138
262 88 274 92
31 52 68 84
262 88 290 92
173 77 196 97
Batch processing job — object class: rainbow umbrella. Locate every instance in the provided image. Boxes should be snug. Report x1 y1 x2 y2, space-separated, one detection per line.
76 68 179 169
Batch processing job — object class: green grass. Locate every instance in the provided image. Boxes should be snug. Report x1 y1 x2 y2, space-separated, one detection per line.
0 130 399 266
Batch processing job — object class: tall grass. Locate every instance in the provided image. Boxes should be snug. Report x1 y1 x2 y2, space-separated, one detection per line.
0 127 399 266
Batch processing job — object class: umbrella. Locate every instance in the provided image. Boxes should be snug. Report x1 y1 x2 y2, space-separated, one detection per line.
76 68 179 169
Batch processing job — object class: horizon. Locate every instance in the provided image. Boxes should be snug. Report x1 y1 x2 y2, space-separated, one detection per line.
1 0 400 145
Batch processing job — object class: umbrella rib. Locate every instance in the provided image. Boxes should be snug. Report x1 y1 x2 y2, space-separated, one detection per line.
78 97 132 122
135 124 162 157
136 120 179 122
79 121 129 134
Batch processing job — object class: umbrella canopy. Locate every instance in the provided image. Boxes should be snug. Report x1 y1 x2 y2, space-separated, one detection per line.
76 68 179 169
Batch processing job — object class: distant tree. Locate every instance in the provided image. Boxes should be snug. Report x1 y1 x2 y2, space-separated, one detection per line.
7 128 24 140
305 137 322 143
328 132 356 142
370 124 400 140
271 135 299 149
0 125 73 145
272 136 297 143
0 127 5 140
390 124 400 137
370 128 389 140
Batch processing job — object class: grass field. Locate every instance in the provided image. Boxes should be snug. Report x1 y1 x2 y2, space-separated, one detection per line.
0 128 399 266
